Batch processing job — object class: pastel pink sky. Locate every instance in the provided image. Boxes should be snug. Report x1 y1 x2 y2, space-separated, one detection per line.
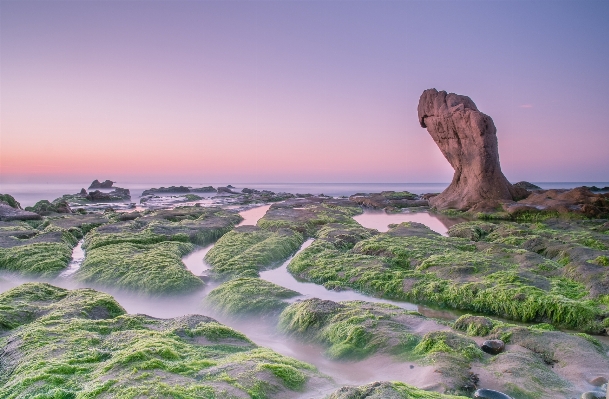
1 1 608 183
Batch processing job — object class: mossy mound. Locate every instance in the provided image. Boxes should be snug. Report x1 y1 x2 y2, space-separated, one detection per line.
77 207 241 294
0 283 323 398
205 226 304 278
257 198 362 236
288 222 608 332
0 216 101 276
327 381 469 399
280 298 609 397
77 241 202 294
85 206 241 249
0 282 125 331
205 278 300 315
279 299 440 361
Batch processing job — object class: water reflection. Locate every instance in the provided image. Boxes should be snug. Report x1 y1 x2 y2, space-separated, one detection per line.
237 204 272 226
181 245 213 275
260 239 419 311
353 209 466 236
59 239 85 277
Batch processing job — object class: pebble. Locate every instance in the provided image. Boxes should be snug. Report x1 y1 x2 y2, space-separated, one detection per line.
589 377 609 387
473 389 513 399
481 339 505 355
580 391 605 399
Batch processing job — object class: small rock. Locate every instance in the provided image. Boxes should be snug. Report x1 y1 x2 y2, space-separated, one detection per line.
481 339 505 355
474 389 513 399
581 391 604 399
409 365 414 369
589 377 608 387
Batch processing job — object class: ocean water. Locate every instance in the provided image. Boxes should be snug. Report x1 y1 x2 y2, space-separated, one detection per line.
2 181 608 207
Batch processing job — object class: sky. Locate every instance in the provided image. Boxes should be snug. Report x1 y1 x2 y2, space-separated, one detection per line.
1 0 608 184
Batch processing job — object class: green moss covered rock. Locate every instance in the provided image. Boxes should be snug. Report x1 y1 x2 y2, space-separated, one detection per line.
0 283 325 398
327 381 469 399
288 222 608 332
205 226 304 278
204 277 300 315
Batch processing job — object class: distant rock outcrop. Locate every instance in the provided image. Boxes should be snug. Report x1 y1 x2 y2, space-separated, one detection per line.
513 181 542 191
418 89 528 210
89 179 114 189
86 188 131 202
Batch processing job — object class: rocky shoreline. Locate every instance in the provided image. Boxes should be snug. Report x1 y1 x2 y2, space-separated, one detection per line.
1 91 608 397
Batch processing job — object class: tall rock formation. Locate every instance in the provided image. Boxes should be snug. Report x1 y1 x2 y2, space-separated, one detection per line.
418 89 525 210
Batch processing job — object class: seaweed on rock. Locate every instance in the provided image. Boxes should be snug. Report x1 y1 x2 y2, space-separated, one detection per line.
204 277 300 315
287 222 609 332
0 283 324 399
205 226 304 278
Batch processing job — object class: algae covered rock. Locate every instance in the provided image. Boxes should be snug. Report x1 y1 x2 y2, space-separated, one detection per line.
205 226 304 278
327 381 469 399
77 241 202 294
0 283 325 398
0 215 100 276
257 197 362 236
205 277 300 315
288 221 608 332
76 207 242 294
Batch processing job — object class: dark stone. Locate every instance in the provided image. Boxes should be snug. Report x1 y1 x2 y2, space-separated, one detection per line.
513 181 542 190
473 389 513 399
226 185 235 188
86 188 131 202
581 391 605 399
141 186 191 196
80 188 88 195
190 186 216 193
217 187 236 194
242 188 260 194
89 179 114 189
589 377 608 387
481 339 505 355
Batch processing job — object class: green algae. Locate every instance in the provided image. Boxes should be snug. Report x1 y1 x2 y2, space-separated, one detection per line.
0 194 22 209
453 314 500 336
279 299 426 360
257 201 362 236
413 331 483 361
76 207 241 294
0 241 74 277
0 283 321 399
287 222 608 332
76 241 202 294
327 381 470 399
204 278 300 315
205 226 304 278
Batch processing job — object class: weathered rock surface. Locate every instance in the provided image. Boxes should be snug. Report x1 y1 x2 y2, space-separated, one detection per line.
507 187 609 218
141 186 191 196
0 203 41 221
88 179 114 189
418 89 527 211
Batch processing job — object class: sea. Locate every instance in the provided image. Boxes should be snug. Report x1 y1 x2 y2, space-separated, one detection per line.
1 181 608 207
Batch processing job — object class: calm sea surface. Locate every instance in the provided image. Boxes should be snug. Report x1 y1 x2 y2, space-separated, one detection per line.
1 181 608 207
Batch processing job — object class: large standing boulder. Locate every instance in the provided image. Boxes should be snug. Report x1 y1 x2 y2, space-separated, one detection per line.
418 89 526 211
